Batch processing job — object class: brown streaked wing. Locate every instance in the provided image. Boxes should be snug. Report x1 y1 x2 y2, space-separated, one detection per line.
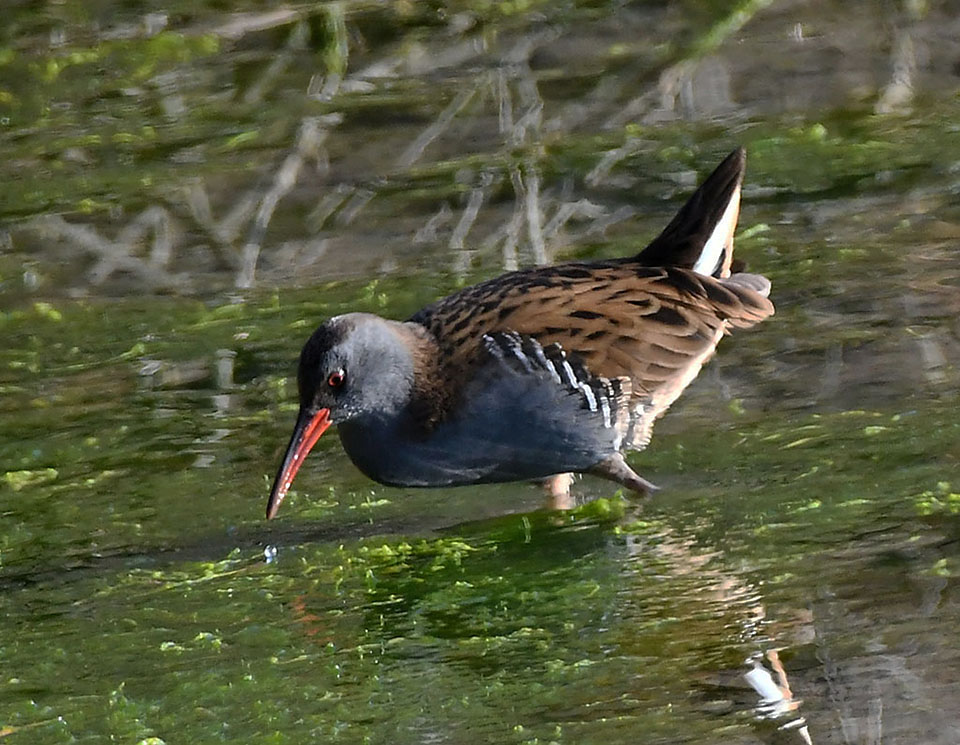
410 262 773 399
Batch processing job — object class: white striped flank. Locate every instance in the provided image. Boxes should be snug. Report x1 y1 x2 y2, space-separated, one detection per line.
531 343 562 384
509 344 534 372
579 382 598 412
485 332 622 430
598 396 612 428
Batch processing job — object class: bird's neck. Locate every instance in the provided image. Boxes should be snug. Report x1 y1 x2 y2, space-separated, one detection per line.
390 321 454 431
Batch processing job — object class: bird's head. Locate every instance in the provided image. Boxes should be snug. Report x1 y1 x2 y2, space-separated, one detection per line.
265 313 416 519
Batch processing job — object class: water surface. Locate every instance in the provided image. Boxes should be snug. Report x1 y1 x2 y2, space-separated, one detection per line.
2 1 960 743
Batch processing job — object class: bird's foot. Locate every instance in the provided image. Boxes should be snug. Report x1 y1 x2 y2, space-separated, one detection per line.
588 454 659 496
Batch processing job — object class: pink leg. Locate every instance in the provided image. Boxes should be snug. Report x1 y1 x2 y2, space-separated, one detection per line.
543 472 575 510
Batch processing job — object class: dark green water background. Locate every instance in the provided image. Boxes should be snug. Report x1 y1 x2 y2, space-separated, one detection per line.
2 1 959 743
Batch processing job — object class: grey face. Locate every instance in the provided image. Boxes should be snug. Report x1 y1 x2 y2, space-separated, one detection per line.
297 313 415 423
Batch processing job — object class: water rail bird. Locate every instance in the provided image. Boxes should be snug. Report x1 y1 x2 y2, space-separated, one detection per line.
266 148 773 519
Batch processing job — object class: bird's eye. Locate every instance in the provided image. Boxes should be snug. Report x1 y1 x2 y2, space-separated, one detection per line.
327 368 346 388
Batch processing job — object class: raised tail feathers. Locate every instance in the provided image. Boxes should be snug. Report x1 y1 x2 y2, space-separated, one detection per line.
635 147 745 279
